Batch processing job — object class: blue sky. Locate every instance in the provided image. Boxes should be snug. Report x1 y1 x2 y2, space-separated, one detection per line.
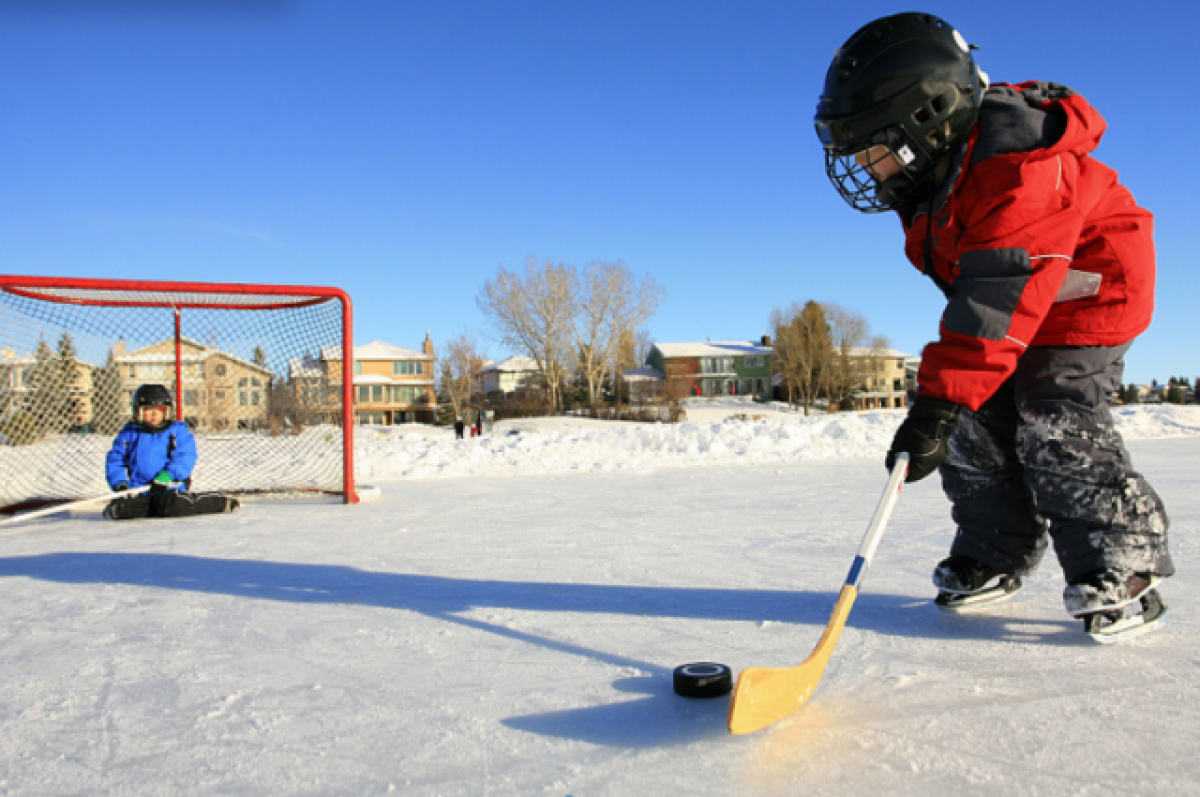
2 0 1196 384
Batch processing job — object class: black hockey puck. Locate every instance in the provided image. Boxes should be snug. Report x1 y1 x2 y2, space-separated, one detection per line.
673 662 733 698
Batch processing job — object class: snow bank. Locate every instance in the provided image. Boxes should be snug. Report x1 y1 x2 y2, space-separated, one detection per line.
355 401 1200 483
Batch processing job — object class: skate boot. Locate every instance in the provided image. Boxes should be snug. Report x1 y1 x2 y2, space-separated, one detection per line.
225 497 240 513
933 555 1022 612
102 500 125 521
1064 571 1167 644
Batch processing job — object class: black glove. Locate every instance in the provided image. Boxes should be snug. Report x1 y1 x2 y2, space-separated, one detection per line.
113 481 129 492
887 396 961 483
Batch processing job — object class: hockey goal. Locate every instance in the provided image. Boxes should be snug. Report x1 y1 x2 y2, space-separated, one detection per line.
0 275 359 511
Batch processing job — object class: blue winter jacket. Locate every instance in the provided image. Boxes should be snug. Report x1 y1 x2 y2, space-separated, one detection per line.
105 421 198 490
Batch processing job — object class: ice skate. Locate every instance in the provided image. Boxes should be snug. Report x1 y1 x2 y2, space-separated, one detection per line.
1064 571 1167 644
933 555 1022 612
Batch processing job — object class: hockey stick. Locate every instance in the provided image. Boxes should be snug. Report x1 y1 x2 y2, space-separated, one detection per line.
727 453 909 735
0 485 153 528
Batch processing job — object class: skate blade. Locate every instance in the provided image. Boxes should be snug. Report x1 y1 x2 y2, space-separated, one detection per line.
1086 591 1167 644
1088 610 1166 644
935 585 1020 613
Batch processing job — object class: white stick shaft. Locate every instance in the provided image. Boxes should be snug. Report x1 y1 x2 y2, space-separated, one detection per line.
844 453 908 589
1 485 153 528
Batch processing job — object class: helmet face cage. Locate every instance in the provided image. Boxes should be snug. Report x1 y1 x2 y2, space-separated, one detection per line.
823 127 928 213
132 384 174 432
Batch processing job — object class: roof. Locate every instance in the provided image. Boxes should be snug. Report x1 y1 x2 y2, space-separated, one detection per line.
844 347 914 359
353 340 432 361
653 341 772 358
480 356 541 374
288 356 326 379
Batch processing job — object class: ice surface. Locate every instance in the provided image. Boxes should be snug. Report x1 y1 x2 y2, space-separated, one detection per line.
1 400 1198 795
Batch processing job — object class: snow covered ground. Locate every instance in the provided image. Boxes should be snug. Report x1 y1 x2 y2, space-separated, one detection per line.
1 400 1198 795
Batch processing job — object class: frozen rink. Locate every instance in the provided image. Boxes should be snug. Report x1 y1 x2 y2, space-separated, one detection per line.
1 403 1197 796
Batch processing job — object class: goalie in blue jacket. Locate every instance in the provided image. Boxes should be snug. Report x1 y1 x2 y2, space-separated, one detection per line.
104 384 239 520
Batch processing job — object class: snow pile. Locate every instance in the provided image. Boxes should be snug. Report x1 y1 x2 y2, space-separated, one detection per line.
354 401 1200 482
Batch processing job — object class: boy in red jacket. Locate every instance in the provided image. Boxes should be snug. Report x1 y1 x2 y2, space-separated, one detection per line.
814 12 1171 642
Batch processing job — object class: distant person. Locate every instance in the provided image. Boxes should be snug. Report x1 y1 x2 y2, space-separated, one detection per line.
475 413 483 436
104 384 239 520
454 416 465 439
814 13 1170 641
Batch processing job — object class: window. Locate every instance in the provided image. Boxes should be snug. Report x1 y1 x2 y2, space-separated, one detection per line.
394 361 423 376
700 357 733 374
354 361 362 376
215 364 227 377
251 377 261 387
744 355 764 369
238 391 247 406
238 377 248 387
251 391 260 406
184 390 199 407
127 365 136 378
388 385 424 403
214 390 226 401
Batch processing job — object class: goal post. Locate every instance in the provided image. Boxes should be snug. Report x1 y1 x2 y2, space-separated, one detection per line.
0 275 359 510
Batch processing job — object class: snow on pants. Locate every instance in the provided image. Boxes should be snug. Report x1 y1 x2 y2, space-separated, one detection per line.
939 343 1173 583
106 488 230 521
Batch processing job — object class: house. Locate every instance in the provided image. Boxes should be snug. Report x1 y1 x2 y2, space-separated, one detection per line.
287 334 439 426
115 338 275 431
0 347 98 430
476 356 545 399
845 347 913 410
647 339 773 399
350 336 438 425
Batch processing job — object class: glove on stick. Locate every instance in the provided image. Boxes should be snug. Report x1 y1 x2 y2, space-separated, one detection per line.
886 396 960 483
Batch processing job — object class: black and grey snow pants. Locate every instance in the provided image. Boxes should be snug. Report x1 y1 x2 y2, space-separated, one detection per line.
940 343 1173 583
106 487 231 521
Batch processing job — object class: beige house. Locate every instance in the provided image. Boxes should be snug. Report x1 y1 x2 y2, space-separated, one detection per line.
0 347 98 430
349 336 438 425
116 338 275 431
846 347 914 410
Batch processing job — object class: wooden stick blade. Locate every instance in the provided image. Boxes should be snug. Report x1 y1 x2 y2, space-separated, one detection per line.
727 585 858 735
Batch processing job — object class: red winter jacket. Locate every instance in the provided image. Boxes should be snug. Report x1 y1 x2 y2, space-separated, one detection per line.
903 82 1155 411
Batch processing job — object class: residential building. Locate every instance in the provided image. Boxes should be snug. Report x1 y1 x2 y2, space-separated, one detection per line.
350 336 438 425
116 338 274 431
476 356 545 399
0 347 98 429
845 347 913 410
647 339 773 399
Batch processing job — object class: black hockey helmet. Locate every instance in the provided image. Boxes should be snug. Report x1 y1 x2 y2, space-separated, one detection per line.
814 12 984 212
131 383 174 431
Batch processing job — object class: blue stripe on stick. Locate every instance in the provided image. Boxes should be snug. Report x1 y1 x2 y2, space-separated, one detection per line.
845 556 867 587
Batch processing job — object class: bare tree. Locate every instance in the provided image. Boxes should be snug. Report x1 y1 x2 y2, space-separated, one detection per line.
823 305 879 410
478 259 575 411
437 331 485 422
770 300 833 415
573 261 665 405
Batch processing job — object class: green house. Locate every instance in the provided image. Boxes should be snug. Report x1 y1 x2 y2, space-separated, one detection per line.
647 338 773 399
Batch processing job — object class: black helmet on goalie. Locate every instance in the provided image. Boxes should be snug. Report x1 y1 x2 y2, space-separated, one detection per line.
814 12 984 213
131 383 174 432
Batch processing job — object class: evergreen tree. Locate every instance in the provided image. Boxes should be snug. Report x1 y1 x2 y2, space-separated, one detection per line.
55 333 81 431
25 337 59 434
92 348 126 434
